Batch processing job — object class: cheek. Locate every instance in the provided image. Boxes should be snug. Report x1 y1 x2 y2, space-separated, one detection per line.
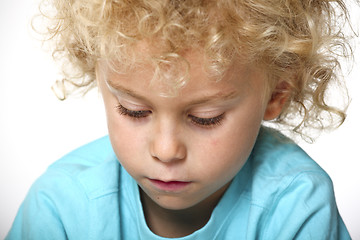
198 111 263 178
108 121 130 159
195 136 247 180
106 113 146 170
210 138 220 147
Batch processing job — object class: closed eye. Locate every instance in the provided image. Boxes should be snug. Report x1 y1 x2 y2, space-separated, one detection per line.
116 104 151 118
116 103 225 128
189 113 225 128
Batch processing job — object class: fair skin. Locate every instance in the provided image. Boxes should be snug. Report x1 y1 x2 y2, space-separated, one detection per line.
97 50 285 238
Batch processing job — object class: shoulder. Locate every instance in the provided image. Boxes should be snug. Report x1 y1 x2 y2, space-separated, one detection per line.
8 136 122 239
48 135 114 173
247 127 332 203
241 127 350 239
250 127 328 180
36 135 120 200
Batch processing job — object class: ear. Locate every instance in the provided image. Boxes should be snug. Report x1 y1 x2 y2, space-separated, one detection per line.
263 81 290 120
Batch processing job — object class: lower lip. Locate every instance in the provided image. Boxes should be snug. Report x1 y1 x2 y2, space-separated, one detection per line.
149 179 191 192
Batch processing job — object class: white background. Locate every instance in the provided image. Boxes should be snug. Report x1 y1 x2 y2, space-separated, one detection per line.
0 0 359 239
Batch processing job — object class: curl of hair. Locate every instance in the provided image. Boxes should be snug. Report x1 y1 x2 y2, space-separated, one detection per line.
37 0 356 139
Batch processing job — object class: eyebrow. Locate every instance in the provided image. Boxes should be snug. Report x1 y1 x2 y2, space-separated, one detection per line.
106 78 239 105
187 90 239 106
106 79 150 102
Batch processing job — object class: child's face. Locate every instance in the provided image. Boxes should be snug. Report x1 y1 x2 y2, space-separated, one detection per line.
98 50 272 211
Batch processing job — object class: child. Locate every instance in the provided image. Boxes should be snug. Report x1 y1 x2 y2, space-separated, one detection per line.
6 0 355 239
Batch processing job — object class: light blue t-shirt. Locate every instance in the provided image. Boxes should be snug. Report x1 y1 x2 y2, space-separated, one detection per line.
6 127 351 239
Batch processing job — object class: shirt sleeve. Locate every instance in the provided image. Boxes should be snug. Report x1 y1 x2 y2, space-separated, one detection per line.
262 171 351 240
5 169 90 240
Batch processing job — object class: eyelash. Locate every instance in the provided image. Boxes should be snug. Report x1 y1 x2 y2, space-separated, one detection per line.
116 104 225 127
189 114 225 127
116 104 151 118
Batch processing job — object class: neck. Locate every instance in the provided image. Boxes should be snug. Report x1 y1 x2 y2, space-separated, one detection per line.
140 183 230 238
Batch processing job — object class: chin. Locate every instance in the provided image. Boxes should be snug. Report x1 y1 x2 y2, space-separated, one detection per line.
154 195 200 211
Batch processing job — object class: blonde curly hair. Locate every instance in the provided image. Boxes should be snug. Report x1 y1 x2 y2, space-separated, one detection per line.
38 0 355 138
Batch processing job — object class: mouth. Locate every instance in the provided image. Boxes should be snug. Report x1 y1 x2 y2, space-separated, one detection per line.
148 179 191 192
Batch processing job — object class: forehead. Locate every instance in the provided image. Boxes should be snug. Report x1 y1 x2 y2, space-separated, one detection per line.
98 48 268 100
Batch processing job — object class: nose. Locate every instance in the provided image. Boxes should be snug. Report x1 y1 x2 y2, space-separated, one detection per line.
150 119 186 163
